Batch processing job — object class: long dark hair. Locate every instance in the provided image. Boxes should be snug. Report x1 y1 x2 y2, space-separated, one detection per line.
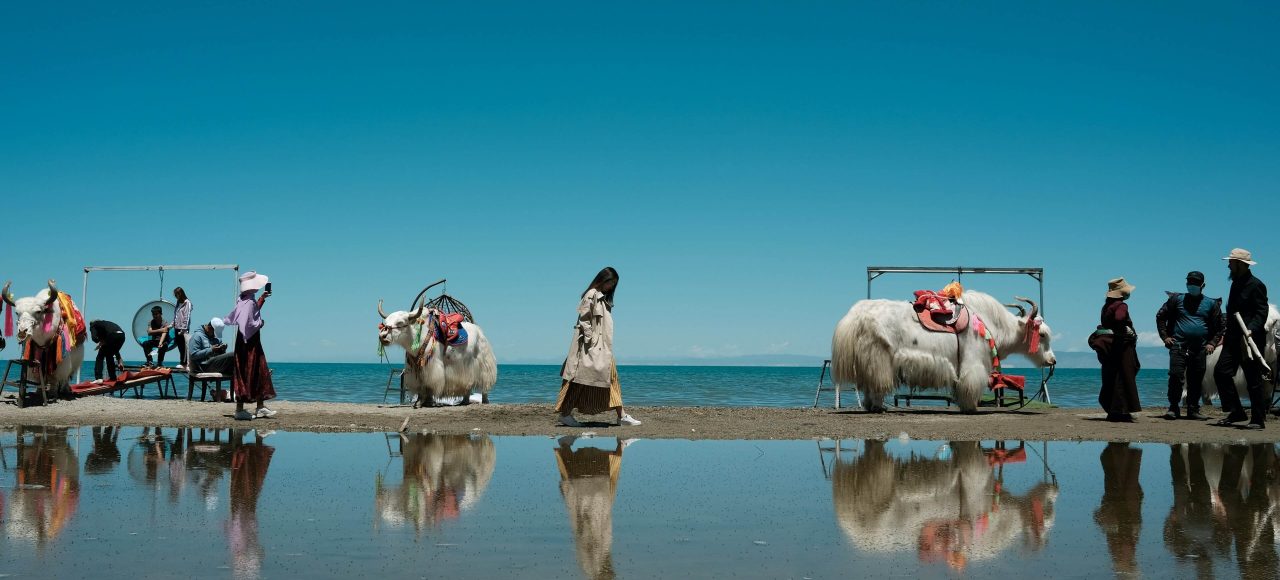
174 287 188 304
582 267 619 308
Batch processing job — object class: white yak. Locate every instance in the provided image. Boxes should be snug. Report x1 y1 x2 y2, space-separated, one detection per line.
832 439 1058 569
377 297 497 407
831 291 1056 413
375 433 496 534
2 280 86 398
1187 304 1279 409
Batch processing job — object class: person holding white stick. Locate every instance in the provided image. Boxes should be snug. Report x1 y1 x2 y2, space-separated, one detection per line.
1212 249 1269 429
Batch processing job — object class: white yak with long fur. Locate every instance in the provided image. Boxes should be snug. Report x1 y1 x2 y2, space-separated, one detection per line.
2 280 86 396
378 300 497 406
831 291 1056 413
1186 304 1279 408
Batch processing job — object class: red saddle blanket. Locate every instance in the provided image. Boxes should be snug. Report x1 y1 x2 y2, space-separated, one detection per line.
70 368 172 396
432 312 467 345
913 291 970 334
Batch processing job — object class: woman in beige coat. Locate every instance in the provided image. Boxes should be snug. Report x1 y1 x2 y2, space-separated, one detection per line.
557 267 641 427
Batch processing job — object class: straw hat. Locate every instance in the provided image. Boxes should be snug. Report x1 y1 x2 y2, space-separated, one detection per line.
238 270 269 293
1222 248 1257 265
1106 277 1135 299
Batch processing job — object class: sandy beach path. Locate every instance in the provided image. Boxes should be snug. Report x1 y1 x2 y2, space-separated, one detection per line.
1 397 1278 443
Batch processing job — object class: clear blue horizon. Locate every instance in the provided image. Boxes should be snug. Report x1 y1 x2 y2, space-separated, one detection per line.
4 2 1278 363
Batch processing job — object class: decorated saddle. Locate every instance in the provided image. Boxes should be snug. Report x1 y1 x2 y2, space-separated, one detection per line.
913 289 970 334
432 312 468 346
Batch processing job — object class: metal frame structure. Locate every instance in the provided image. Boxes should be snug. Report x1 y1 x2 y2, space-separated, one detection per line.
867 266 1044 307
81 264 241 322
818 265 1049 409
78 264 240 383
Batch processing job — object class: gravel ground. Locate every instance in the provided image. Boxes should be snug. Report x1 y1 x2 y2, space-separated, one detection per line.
1 395 1277 443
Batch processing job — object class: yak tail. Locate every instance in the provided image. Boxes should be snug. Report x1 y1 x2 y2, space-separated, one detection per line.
831 312 859 386
470 325 499 395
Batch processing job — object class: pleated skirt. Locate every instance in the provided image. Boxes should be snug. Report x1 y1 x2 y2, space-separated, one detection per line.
556 364 623 415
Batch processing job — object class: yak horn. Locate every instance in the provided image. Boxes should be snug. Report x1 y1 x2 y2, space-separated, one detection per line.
1014 296 1040 320
409 278 447 311
46 279 59 304
1 281 13 307
377 299 389 320
1003 303 1027 317
408 301 426 322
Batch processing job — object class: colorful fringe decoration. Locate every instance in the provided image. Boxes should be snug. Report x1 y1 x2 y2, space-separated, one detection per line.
4 301 11 337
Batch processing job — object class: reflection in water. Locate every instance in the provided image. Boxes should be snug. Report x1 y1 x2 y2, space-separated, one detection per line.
375 433 495 535
227 430 275 580
84 426 121 475
556 436 627 580
1095 443 1143 576
4 427 81 553
1165 443 1279 578
830 440 1058 571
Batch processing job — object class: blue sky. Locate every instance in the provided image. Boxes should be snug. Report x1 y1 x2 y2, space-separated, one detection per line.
3 2 1278 363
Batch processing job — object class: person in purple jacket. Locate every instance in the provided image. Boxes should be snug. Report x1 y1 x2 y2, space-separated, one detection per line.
225 271 276 420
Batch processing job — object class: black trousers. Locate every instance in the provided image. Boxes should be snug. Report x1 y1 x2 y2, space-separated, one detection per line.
95 335 126 381
175 330 189 366
1212 334 1267 424
141 336 170 365
1168 342 1207 410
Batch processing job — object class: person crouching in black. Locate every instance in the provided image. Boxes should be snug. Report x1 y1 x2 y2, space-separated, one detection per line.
1156 271 1224 420
89 319 126 383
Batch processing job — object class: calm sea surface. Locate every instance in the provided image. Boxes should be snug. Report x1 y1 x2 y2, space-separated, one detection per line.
80 362 1169 409
0 427 1275 579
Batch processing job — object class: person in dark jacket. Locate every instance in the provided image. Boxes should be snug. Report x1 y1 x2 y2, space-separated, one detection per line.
1100 277 1141 422
89 319 127 382
1156 271 1224 420
1212 248 1269 429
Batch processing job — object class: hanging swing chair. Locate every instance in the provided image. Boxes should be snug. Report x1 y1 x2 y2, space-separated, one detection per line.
409 279 476 323
132 299 179 357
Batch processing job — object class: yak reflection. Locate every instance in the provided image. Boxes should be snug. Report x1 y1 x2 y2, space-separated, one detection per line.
3 427 81 554
830 439 1057 572
1164 443 1279 578
375 433 495 535
555 436 634 580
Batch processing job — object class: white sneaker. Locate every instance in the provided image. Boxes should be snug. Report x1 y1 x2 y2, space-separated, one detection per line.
559 415 583 427
619 414 642 426
234 410 254 421
92 379 104 384
255 407 277 418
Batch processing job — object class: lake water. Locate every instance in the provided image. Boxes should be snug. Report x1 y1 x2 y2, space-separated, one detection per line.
79 362 1170 409
0 426 1275 579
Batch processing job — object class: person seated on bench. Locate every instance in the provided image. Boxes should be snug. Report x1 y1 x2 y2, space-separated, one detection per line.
89 319 127 383
189 317 233 375
141 305 173 368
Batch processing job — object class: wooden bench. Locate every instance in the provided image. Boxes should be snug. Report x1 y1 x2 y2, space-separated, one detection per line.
2 359 51 408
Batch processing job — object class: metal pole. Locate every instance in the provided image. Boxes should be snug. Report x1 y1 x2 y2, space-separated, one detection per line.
77 269 89 384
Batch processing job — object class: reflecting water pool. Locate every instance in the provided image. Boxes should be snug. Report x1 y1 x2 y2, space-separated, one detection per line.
0 427 1276 579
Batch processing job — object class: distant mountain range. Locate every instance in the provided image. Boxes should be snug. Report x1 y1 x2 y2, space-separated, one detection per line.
508 349 1175 369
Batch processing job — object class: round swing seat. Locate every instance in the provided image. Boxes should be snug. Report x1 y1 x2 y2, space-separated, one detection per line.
132 299 179 353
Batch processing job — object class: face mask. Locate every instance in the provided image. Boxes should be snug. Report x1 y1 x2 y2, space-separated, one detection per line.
1186 285 1202 296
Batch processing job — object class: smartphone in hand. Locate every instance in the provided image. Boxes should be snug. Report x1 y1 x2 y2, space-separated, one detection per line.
264 282 272 294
